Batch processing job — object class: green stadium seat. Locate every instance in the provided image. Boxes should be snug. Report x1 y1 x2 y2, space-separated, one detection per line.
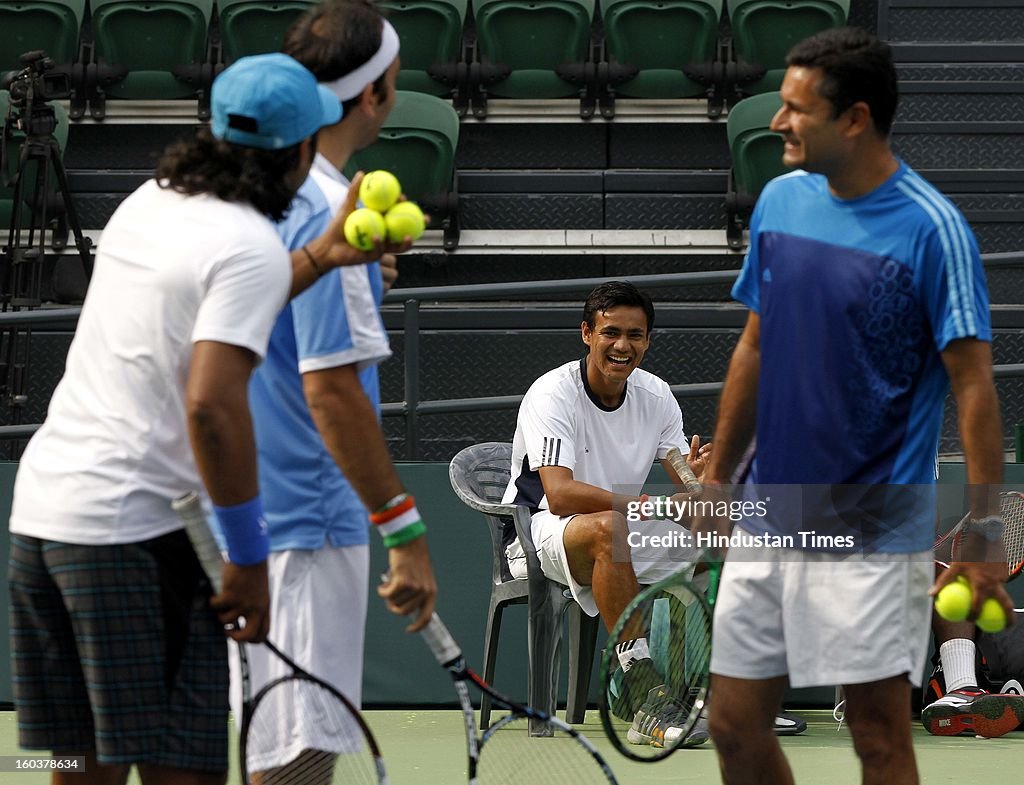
378 0 467 100
471 0 596 114
725 91 790 249
726 0 849 94
0 0 85 75
0 89 70 233
344 91 461 249
89 0 214 103
217 0 315 63
599 0 722 100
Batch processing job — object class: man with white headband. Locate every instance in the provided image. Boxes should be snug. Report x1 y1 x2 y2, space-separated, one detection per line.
217 1 437 778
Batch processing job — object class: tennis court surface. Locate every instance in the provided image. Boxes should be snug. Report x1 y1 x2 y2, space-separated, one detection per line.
0 710 1019 784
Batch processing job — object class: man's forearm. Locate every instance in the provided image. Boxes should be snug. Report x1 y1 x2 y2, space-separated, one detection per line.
305 371 404 511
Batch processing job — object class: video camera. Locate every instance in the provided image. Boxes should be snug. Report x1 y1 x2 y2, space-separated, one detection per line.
2 50 71 138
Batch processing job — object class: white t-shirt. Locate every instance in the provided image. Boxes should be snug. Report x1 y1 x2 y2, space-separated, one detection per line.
502 358 688 511
10 180 291 545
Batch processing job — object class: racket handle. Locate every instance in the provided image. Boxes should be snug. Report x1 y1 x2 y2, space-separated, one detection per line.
174 492 225 594
666 447 702 497
420 613 463 666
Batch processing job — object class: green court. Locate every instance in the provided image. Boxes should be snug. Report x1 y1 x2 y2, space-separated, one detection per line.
0 711 1020 784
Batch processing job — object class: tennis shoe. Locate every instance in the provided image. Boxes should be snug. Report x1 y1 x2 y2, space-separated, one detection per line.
921 687 1024 738
627 686 709 748
610 657 663 721
773 712 807 736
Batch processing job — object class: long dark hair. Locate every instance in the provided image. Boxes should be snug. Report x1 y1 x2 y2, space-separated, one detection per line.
155 127 304 221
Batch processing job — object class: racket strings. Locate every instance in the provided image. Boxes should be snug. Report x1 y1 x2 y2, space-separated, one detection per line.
1000 495 1024 571
602 585 711 760
476 716 612 785
244 677 381 785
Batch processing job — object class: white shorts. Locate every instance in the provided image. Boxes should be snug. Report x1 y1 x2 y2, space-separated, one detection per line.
507 510 697 617
710 535 932 688
228 544 369 770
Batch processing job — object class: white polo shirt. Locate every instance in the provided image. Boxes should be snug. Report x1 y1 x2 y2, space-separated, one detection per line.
10 180 291 545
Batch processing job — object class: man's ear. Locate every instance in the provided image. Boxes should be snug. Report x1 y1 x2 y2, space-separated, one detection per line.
581 321 592 347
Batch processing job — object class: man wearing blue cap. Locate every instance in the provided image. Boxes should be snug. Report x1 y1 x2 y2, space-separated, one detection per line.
7 53 404 785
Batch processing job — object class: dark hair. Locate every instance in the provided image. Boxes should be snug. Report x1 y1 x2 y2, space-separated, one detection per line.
583 281 655 334
283 0 390 117
155 127 306 221
786 26 899 136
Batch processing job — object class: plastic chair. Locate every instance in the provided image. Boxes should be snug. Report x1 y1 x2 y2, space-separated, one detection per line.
216 0 315 62
725 91 789 248
449 442 600 737
378 0 468 98
344 91 461 249
0 0 86 73
471 0 595 111
726 0 849 94
89 0 214 100
599 0 721 99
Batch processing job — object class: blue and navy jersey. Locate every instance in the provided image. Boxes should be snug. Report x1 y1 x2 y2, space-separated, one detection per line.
218 163 390 552
733 162 990 551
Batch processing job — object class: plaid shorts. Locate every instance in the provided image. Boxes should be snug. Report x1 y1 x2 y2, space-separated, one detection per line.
8 530 229 771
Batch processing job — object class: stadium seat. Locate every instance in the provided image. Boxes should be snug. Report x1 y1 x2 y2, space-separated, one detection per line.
470 0 596 114
0 89 70 233
216 0 315 63
378 0 468 99
0 0 85 75
449 443 600 735
726 0 849 94
89 0 214 103
725 91 789 248
599 0 722 100
344 91 461 249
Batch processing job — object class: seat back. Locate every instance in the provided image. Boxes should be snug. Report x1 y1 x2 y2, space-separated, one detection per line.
0 0 86 73
600 0 721 98
472 0 595 98
90 0 213 98
727 91 789 198
379 0 467 96
726 0 849 93
344 91 459 205
217 0 314 62
0 89 70 230
449 442 519 585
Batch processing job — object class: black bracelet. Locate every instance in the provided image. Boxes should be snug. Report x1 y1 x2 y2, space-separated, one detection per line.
302 245 324 277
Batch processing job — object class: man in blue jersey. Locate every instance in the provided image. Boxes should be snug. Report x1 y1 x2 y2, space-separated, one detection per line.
697 27 1015 785
220 2 437 779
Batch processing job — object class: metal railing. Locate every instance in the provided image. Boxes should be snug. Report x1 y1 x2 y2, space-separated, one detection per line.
0 253 1022 458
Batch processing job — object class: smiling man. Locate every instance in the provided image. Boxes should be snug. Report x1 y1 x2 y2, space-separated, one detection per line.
502 281 711 744
700 27 1007 785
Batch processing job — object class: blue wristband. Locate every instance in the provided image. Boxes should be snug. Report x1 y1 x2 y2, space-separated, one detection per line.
213 497 269 566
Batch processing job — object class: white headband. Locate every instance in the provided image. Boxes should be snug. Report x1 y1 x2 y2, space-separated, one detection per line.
323 20 400 102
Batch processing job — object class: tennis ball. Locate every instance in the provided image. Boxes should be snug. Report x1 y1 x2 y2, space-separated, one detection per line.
384 201 426 243
359 170 401 213
935 580 972 623
343 208 386 252
977 598 1008 634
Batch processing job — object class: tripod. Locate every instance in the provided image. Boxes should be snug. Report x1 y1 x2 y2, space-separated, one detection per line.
1 98 93 451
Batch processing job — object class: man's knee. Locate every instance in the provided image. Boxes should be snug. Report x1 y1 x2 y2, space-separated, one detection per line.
709 699 774 755
567 511 628 561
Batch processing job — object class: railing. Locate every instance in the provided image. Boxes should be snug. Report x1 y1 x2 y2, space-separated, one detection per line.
0 253 1022 458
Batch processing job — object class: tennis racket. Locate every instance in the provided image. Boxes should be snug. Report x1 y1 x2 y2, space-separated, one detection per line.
418 611 619 785
665 447 702 496
934 491 1024 580
598 554 722 761
173 492 387 785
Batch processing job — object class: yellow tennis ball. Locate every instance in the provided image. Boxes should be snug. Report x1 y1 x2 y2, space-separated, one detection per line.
935 581 972 623
359 170 401 213
384 201 426 243
343 208 386 252
977 597 1008 634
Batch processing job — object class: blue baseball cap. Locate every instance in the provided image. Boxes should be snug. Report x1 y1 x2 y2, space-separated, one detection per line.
211 53 342 150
